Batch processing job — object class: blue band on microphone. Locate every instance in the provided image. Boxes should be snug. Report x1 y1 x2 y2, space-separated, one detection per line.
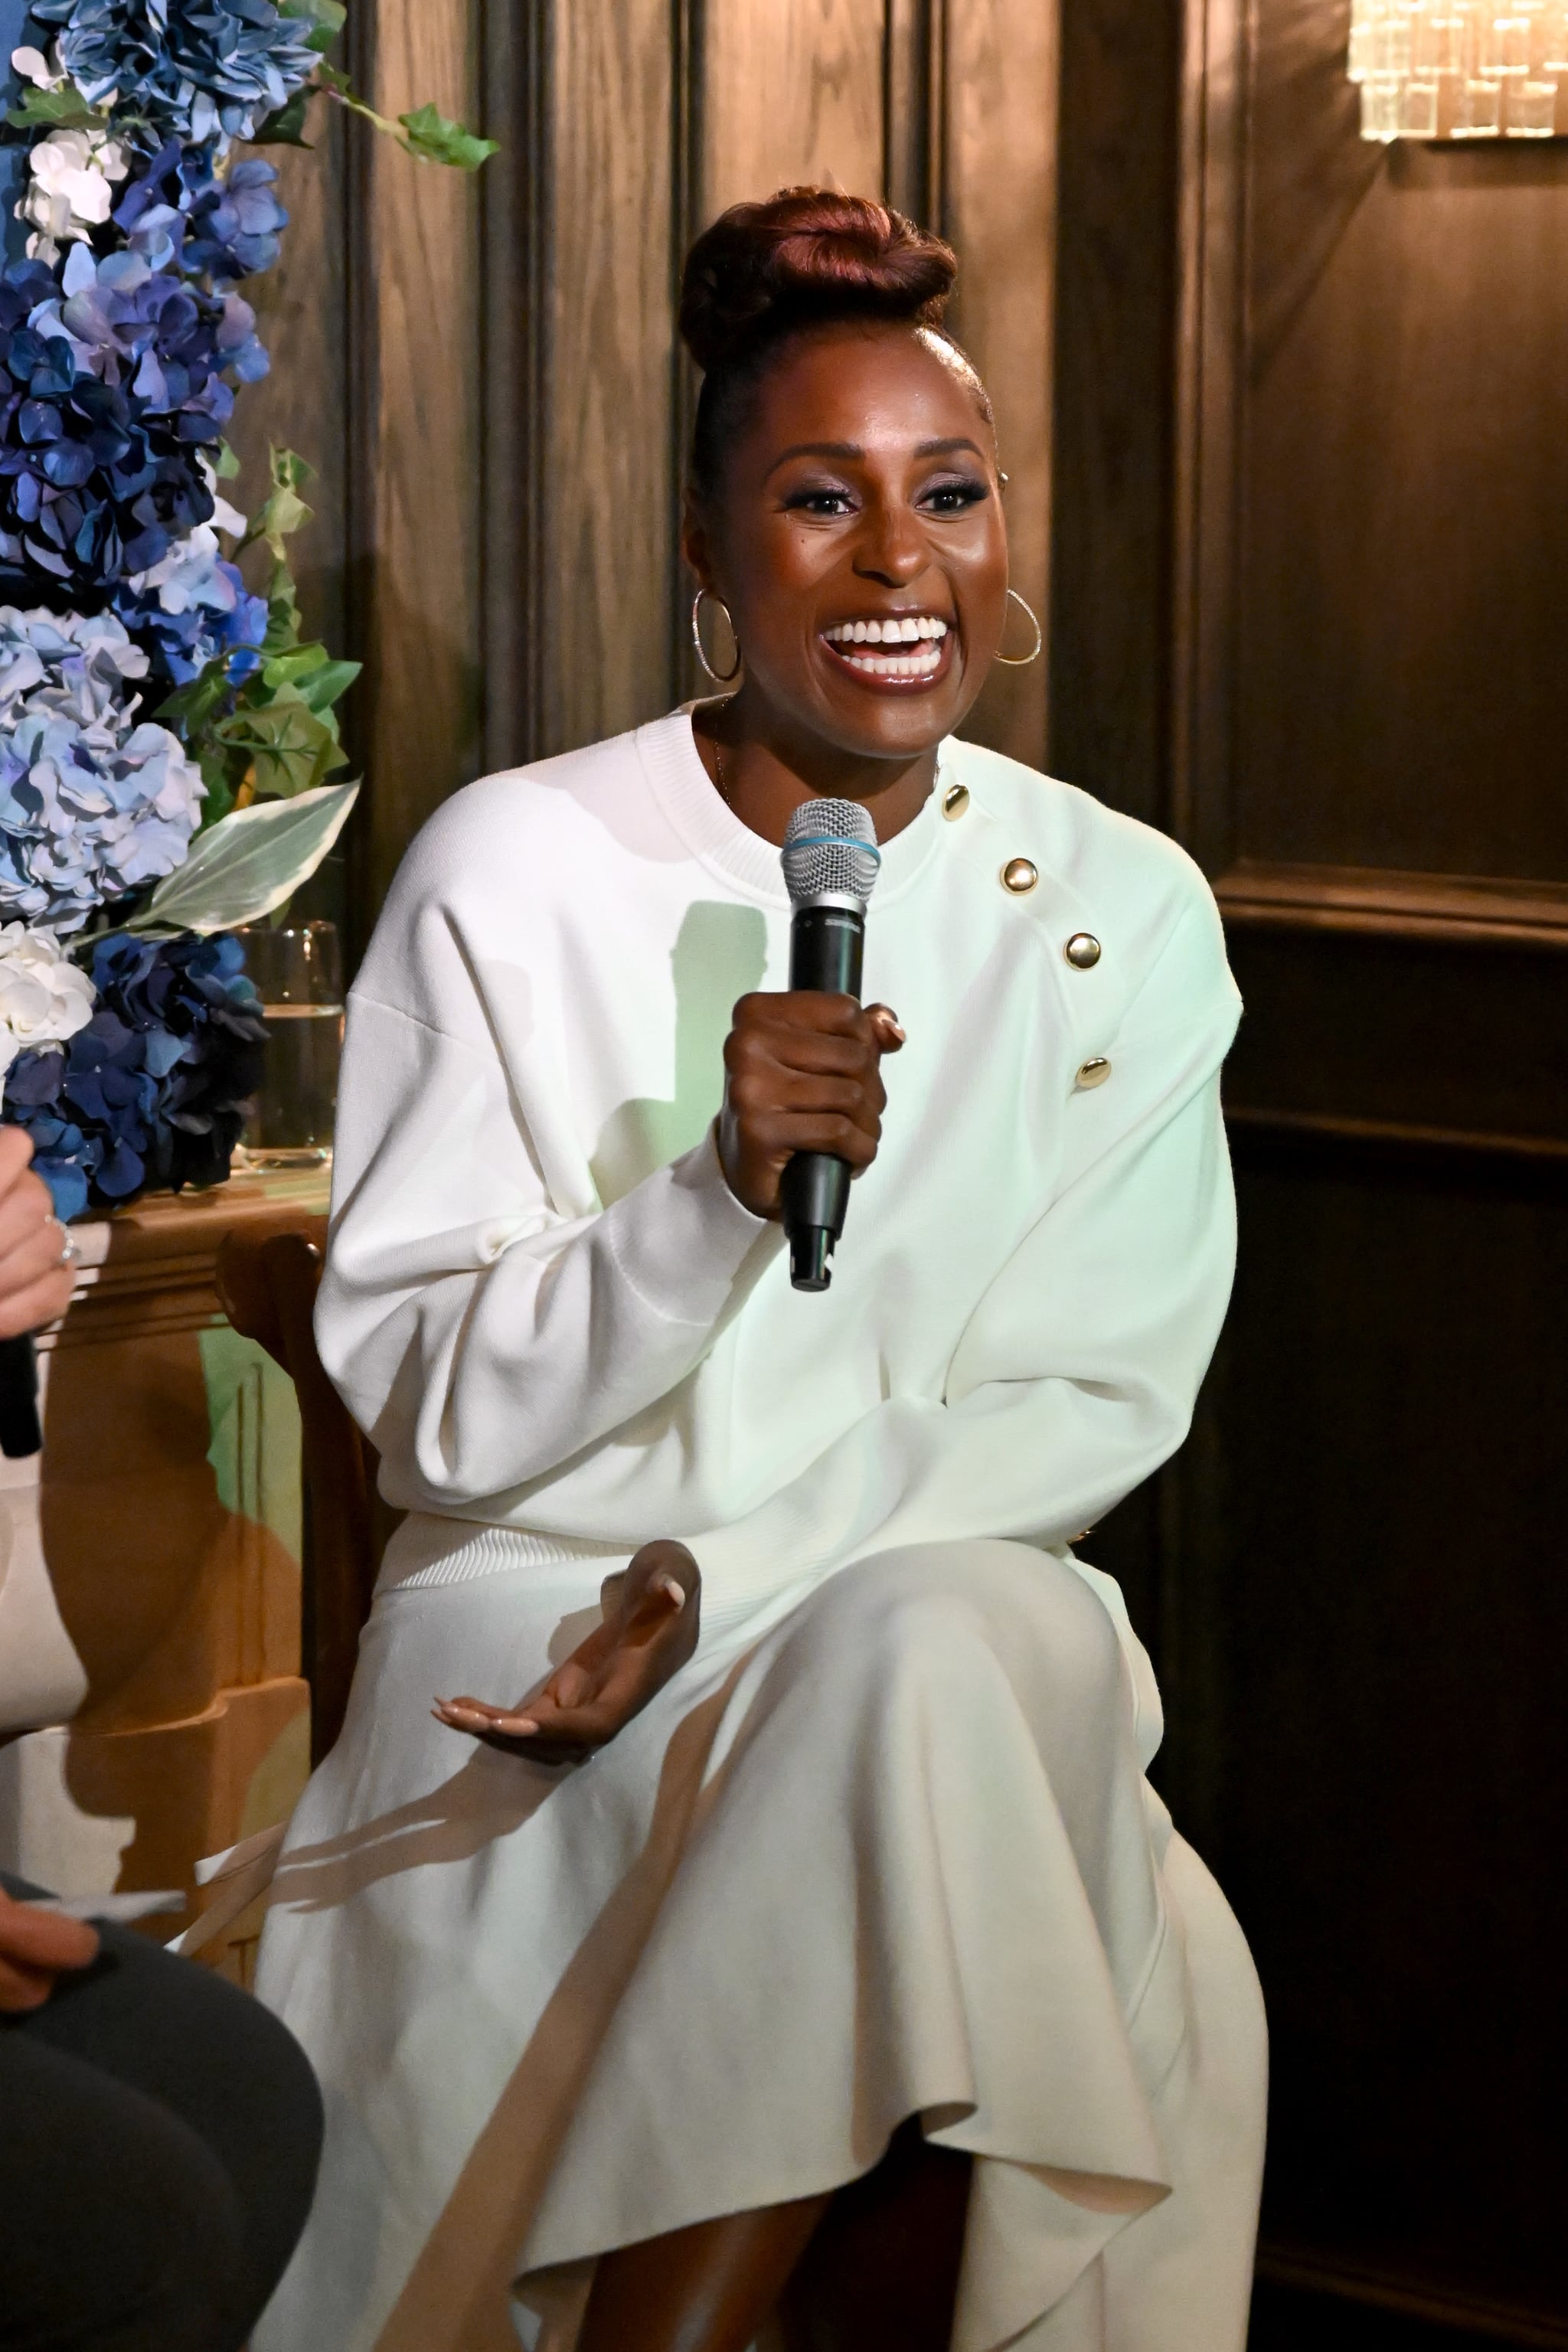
784 833 882 864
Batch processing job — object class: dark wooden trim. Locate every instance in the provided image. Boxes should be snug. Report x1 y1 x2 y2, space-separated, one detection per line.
1171 0 1248 870
884 0 945 228
1225 1104 1568 1167
1257 2244 1568 2350
479 0 545 773
1216 861 1568 950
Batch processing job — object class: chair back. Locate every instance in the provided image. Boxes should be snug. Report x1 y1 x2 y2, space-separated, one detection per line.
217 1213 391 1762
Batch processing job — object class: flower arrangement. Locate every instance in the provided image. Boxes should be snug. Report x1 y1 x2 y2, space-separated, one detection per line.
0 0 494 1217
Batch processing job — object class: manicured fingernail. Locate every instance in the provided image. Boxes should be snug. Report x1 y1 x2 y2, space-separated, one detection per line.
509 1719 539 1736
658 1574 687 1608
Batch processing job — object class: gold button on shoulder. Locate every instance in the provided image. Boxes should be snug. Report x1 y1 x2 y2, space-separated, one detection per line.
1001 857 1038 894
1075 1056 1112 1089
942 782 969 820
1064 932 1102 970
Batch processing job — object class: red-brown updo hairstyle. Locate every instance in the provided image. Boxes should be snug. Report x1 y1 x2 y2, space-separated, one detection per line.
679 188 985 499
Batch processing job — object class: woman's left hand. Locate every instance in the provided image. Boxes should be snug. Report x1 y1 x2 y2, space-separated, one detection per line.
433 1540 701 1764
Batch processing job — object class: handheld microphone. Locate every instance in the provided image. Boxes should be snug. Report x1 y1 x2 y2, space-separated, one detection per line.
779 798 881 1292
0 1332 41 1459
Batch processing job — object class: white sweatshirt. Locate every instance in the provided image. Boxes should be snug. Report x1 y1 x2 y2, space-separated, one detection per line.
317 710 1241 1618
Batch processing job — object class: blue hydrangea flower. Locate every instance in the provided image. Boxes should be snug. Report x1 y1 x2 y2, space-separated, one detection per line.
0 243 266 593
115 140 288 287
0 606 205 930
28 0 321 153
34 240 269 423
1 929 266 1216
113 519 266 683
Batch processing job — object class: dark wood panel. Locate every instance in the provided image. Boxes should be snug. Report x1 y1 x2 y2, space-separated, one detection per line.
350 0 485 933
1237 5 1568 884
942 0 1057 772
1222 926 1568 1145
1175 1138 1568 2328
1047 0 1182 827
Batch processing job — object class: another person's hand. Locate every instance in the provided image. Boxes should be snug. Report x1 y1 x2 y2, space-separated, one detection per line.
433 1540 701 1765
0 1127 76 1340
0 1884 99 2013
718 992 905 1219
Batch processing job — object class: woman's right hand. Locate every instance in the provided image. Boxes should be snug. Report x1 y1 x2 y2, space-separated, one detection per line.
0 1128 76 1341
0 1886 99 2014
717 993 905 1220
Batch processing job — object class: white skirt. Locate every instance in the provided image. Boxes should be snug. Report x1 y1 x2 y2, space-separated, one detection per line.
252 1526 1266 2352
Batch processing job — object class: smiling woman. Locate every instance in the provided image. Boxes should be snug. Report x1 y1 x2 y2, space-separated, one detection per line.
679 191 1007 845
250 189 1266 2352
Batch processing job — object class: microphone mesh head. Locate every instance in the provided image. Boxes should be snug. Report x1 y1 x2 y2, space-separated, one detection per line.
780 798 881 908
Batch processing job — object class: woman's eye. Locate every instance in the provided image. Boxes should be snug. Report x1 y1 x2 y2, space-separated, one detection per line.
784 487 857 518
920 478 989 515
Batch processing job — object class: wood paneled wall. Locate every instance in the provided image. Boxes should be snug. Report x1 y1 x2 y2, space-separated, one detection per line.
241 0 1059 950
1052 0 1568 2344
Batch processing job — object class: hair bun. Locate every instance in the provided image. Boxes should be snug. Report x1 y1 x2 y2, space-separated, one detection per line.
678 188 957 375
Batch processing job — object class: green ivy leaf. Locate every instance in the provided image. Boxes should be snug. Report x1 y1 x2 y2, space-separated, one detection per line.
397 102 498 171
215 439 242 480
5 85 103 131
253 87 314 145
242 445 317 563
155 658 233 743
214 695 348 800
281 0 346 44
294 657 360 714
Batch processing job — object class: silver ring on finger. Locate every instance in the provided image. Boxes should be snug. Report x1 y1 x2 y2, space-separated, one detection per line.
47 1214 80 1269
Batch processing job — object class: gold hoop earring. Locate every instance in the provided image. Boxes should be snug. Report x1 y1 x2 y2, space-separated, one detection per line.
994 586 1043 668
691 588 742 684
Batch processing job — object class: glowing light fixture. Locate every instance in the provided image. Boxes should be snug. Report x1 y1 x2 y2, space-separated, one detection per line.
1348 0 1568 137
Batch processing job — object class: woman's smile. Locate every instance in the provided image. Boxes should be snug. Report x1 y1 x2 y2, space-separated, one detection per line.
818 610 956 690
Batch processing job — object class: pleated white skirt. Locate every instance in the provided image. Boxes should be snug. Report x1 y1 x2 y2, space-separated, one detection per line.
252 1528 1266 2352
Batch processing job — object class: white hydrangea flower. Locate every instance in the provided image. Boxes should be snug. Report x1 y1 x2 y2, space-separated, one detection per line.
11 43 67 91
0 923 95 1102
16 123 129 263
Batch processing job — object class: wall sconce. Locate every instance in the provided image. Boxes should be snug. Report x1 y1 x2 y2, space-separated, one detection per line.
1348 0 1568 137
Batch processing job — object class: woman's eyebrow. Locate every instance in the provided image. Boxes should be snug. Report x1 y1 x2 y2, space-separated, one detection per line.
764 433 987 482
764 440 864 479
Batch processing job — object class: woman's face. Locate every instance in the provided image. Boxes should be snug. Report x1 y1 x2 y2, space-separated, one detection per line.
685 324 1010 765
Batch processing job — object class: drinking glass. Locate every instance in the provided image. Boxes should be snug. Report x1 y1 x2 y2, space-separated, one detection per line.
238 922 345 1168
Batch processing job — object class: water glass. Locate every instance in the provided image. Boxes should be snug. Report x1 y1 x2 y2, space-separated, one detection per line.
238 922 345 1168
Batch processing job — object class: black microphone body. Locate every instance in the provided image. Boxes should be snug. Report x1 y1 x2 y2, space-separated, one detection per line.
780 899 866 1292
0 1331 41 1459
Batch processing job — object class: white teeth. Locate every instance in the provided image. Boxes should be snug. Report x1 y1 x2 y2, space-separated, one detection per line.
825 616 949 646
832 640 944 679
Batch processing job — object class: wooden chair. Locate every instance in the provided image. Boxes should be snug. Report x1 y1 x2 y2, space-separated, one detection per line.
216 1211 393 1762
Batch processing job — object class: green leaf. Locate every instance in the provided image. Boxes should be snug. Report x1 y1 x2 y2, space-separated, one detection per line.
5 85 103 131
253 87 314 145
282 0 346 43
128 782 360 935
263 558 303 656
216 439 242 481
294 657 360 714
155 658 233 743
214 695 348 799
397 102 499 171
241 445 317 563
260 642 329 691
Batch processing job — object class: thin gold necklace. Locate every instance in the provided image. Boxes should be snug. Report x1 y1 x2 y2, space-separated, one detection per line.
705 692 743 808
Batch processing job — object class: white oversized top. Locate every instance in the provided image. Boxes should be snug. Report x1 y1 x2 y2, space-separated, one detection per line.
316 710 1242 1620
